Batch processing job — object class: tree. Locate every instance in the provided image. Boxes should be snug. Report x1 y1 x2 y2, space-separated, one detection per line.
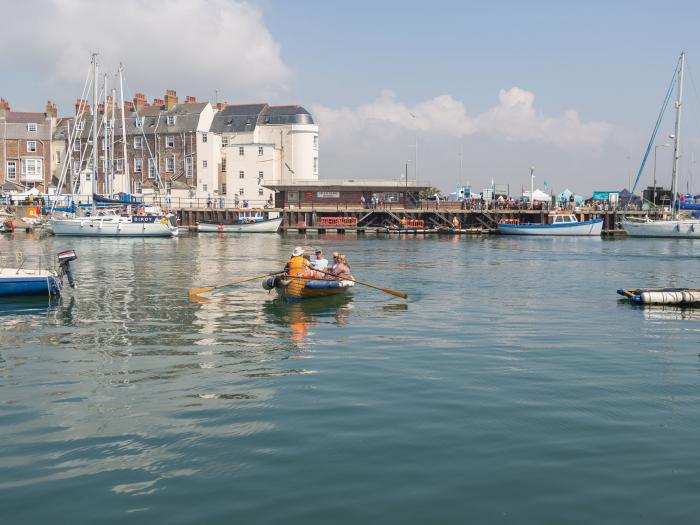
418 186 442 199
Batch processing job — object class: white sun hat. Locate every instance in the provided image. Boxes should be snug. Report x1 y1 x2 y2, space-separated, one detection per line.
292 246 304 257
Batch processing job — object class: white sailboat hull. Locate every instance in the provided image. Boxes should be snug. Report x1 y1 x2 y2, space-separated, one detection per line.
497 219 603 236
197 217 282 233
621 219 700 238
50 217 178 237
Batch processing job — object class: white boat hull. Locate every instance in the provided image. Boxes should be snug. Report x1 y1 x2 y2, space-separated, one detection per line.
497 219 603 236
50 217 177 237
621 219 700 238
198 217 282 233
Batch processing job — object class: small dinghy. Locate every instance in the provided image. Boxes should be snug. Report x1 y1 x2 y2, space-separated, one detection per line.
617 288 700 305
262 274 354 301
0 250 77 297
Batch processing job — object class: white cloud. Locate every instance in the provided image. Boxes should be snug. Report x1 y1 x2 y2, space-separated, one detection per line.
313 87 613 149
1 0 290 106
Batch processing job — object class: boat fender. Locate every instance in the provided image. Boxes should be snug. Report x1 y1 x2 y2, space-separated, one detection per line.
262 276 276 290
162 217 167 225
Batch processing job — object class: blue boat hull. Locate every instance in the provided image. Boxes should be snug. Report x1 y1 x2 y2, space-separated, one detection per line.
0 275 62 297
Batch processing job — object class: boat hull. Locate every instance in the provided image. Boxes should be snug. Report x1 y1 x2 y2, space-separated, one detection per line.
497 219 603 236
198 217 282 233
621 219 700 238
49 217 177 237
0 269 62 297
265 276 354 301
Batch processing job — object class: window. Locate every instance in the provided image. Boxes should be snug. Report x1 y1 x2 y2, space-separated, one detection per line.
166 156 175 172
116 158 124 172
27 141 37 152
222 136 229 146
73 140 80 152
76 121 85 131
166 115 176 126
72 160 81 174
239 188 245 196
6 161 17 180
134 136 143 148
134 158 143 173
85 172 91 182
239 170 244 179
55 151 61 164
258 188 264 196
202 160 208 168
221 158 226 172
202 184 208 192
166 135 175 148
258 170 263 182
313 157 318 174
27 123 38 132
258 146 264 156
166 181 172 194
21 158 43 178
239 146 244 156
221 183 227 195
135 117 143 128
185 157 193 178
313 135 318 149
148 158 156 179
105 120 111 130
135 180 142 193
202 133 208 143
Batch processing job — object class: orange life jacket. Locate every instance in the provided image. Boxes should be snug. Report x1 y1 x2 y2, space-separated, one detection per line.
287 255 309 276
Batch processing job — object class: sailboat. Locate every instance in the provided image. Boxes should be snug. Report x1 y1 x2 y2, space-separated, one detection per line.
622 51 700 238
48 54 177 238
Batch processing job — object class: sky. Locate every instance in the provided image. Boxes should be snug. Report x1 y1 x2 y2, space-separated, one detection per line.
3 0 700 195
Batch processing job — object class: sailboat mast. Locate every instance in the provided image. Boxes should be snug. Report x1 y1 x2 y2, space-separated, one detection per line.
110 87 116 196
91 53 99 197
671 51 685 219
118 64 130 195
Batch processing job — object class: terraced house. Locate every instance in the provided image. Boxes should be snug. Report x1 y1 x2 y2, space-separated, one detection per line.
0 98 58 193
64 90 216 201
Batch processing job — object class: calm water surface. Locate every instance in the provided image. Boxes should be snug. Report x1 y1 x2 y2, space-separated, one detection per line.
1 232 699 524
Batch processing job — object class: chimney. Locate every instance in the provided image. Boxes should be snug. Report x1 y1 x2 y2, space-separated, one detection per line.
164 89 178 109
45 100 58 119
185 95 197 104
153 98 164 108
216 102 226 111
0 97 9 118
133 93 148 111
124 101 134 112
97 103 105 114
75 98 90 115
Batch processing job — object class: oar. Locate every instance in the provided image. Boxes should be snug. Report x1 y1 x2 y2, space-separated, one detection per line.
189 272 279 298
314 268 408 299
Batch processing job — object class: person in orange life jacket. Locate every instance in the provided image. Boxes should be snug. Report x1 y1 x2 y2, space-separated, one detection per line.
285 246 317 278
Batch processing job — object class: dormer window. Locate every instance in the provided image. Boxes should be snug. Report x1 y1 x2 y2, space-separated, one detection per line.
27 123 38 132
104 120 111 130
149 117 156 127
167 115 176 126
135 117 143 128
76 121 85 131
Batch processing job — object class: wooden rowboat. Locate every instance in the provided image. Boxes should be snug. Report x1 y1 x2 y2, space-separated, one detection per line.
263 274 354 301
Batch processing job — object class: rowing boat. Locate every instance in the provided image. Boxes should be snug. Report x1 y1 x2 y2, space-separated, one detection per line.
262 274 354 301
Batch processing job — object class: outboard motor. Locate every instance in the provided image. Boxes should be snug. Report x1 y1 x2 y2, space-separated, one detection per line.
57 250 77 288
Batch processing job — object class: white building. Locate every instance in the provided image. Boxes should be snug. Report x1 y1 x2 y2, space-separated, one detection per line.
210 104 318 206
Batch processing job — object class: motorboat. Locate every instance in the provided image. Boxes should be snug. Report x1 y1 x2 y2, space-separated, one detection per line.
497 211 603 236
0 250 77 297
198 211 282 233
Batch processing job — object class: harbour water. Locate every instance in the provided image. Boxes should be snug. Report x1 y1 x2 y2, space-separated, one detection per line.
1 233 700 523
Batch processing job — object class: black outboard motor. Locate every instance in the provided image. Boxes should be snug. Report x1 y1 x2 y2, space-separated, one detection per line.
57 250 77 288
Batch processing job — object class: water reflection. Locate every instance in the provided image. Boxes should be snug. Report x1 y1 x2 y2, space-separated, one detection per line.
263 295 353 348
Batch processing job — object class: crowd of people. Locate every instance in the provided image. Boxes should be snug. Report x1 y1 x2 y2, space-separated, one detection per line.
285 247 352 280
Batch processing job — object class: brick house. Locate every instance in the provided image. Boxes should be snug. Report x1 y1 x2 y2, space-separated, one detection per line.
62 90 215 200
0 98 58 193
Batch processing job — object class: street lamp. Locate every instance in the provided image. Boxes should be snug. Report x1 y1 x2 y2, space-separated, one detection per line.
653 143 671 206
529 166 535 209
404 159 412 208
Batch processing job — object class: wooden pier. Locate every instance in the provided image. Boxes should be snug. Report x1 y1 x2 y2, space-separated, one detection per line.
175 205 660 235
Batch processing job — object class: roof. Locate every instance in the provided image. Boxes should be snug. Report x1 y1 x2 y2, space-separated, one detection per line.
1 111 49 124
64 102 210 139
264 179 430 191
261 105 314 125
209 103 268 133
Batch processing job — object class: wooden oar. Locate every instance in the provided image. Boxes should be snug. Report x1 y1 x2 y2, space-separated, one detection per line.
314 268 408 299
189 272 279 298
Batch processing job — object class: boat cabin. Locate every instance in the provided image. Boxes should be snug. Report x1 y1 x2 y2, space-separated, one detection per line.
548 212 579 224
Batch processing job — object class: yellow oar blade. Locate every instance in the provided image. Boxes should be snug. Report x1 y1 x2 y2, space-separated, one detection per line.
189 286 215 297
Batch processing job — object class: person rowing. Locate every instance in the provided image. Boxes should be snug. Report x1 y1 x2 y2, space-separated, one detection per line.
328 254 352 280
285 246 318 278
310 247 329 271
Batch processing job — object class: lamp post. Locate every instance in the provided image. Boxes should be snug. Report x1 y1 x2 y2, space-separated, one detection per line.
653 143 671 206
404 159 412 209
529 166 535 209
